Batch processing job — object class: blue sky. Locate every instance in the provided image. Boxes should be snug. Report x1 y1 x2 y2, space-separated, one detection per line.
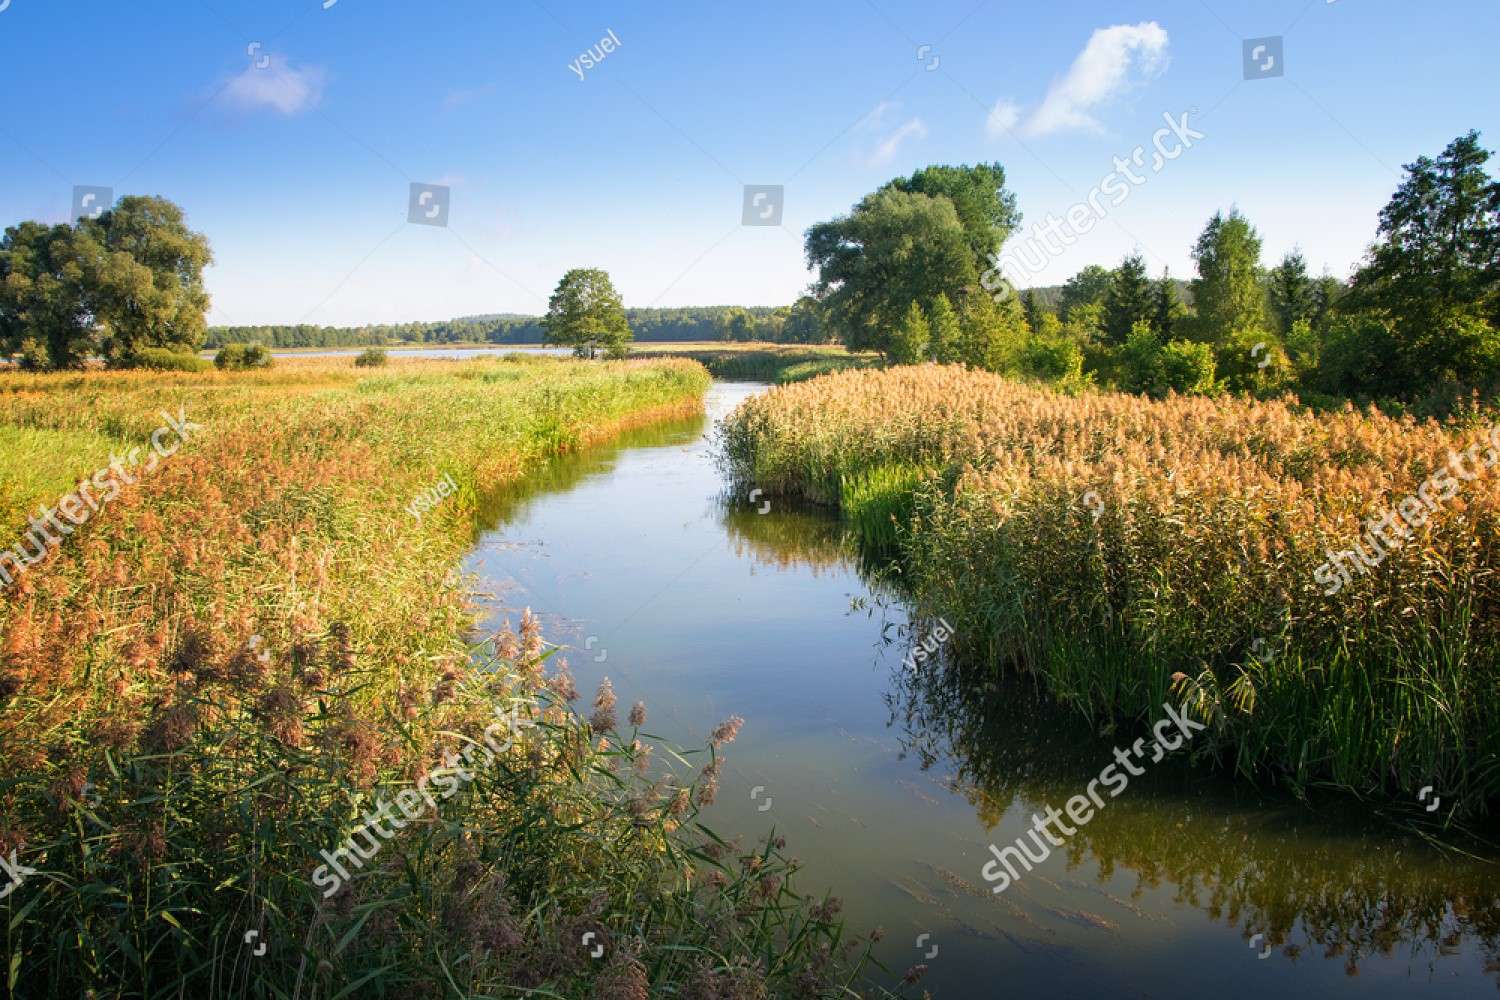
1 0 1496 326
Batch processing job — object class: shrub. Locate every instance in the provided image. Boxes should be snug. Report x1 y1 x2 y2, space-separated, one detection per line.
354 347 389 367
129 346 213 372
215 342 273 370
16 338 52 371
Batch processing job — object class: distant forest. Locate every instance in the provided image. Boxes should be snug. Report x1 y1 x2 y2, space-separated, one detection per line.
204 306 792 348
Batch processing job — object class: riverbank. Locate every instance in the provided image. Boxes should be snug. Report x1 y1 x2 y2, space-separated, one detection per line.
719 364 1500 815
0 358 880 997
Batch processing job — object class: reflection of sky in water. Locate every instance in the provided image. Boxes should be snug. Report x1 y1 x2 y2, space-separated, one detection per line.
463 382 1500 999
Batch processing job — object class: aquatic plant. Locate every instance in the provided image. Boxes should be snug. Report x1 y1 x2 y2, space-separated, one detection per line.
721 364 1500 810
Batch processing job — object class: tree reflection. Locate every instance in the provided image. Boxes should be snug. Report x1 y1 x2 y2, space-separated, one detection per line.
884 640 1500 980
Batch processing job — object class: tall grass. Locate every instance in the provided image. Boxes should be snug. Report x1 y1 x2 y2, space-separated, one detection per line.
0 357 885 996
720 364 1500 813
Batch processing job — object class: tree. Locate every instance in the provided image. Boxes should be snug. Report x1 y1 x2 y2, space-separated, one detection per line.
0 222 91 369
1104 252 1154 345
1268 250 1316 334
1152 268 1186 339
80 196 213 364
541 268 632 359
1188 209 1269 343
805 188 977 354
1345 131 1500 388
927 293 961 363
1058 265 1113 324
782 296 827 344
956 291 1027 371
1021 288 1041 334
881 163 1020 272
890 301 930 364
717 307 754 342
1311 272 1344 332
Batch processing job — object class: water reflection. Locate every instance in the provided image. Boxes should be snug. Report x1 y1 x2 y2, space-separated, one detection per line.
883 645 1500 982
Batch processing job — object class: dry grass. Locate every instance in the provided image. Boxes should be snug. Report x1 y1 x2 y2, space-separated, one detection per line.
721 364 1500 809
0 357 884 997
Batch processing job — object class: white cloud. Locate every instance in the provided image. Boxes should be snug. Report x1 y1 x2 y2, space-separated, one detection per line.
990 22 1169 139
223 55 326 115
859 100 900 132
870 118 927 166
986 99 1023 137
442 83 497 112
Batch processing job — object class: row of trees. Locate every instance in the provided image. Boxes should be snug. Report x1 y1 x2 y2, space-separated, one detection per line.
803 132 1500 408
207 305 829 350
0 197 212 369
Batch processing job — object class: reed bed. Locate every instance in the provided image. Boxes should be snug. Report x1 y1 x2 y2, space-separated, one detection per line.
0 357 882 997
720 364 1500 811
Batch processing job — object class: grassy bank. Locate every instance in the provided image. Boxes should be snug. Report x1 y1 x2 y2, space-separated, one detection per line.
639 343 878 383
0 357 881 997
720 364 1500 814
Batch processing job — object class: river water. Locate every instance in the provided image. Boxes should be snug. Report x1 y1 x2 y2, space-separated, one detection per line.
462 381 1500 998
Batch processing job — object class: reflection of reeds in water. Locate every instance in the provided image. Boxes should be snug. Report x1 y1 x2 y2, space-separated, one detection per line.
718 503 853 576
884 645 1500 980
478 409 707 531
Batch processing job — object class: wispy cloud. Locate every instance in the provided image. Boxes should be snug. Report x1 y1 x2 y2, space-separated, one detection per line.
989 22 1169 139
870 118 927 166
442 83 497 112
859 100 900 132
223 55 326 115
985 99 1022 137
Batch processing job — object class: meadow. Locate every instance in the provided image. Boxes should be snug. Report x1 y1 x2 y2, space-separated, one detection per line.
720 364 1500 814
0 356 880 998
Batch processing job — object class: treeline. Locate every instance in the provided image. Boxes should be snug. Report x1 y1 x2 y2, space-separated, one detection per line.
806 133 1500 412
206 305 831 349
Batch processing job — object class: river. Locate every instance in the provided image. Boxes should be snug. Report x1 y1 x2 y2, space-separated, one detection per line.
461 381 1500 998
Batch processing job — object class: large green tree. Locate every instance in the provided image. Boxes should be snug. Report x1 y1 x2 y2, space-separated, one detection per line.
81 196 213 363
1267 250 1316 335
1058 265 1113 327
1 196 212 369
805 188 977 355
1345 131 1500 387
880 163 1020 270
541 268 632 359
1104 252 1155 345
1188 209 1269 343
782 296 828 344
0 222 92 369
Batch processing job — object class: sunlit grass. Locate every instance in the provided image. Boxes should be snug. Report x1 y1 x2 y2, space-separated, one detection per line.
721 364 1500 812
0 357 887 996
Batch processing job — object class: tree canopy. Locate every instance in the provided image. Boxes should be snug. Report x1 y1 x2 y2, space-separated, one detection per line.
0 196 211 369
541 268 632 359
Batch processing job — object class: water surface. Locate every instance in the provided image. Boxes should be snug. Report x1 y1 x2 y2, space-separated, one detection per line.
463 381 1500 998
